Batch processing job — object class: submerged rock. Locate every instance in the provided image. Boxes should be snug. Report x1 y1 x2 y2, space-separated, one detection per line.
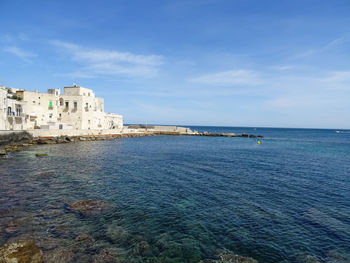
74 232 96 252
44 247 74 263
200 249 258 263
75 232 95 243
132 240 153 258
0 240 43 263
69 200 113 216
303 255 322 263
93 248 119 263
35 153 48 157
106 223 130 244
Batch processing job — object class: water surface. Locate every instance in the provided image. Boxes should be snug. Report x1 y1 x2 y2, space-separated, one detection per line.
0 127 350 262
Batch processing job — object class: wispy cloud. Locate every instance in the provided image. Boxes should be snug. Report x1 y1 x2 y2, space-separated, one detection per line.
51 40 163 78
189 70 261 86
3 46 36 62
294 37 345 58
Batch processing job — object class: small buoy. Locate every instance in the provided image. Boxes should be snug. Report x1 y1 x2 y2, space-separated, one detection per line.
257 141 262 145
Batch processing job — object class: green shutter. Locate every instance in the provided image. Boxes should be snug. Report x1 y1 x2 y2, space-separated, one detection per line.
49 101 53 108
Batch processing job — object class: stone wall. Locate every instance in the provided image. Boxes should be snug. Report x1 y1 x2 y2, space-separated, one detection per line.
27 128 124 138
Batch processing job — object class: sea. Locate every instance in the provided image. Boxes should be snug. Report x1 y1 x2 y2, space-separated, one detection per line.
0 127 349 262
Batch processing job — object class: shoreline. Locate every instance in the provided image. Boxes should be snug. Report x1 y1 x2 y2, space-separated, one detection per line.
0 126 263 157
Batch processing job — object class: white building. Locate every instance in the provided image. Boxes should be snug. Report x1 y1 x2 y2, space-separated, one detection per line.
0 84 123 131
0 86 26 130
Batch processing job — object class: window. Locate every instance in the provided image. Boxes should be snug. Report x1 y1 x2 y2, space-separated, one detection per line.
16 107 22 116
49 113 53 118
88 120 91 124
74 101 78 109
7 107 11 116
59 113 62 117
65 101 69 108
49 101 53 108
33 101 35 104
59 98 64 106
86 103 88 107
56 91 58 95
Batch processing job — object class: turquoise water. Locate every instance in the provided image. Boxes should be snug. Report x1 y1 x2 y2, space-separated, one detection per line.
0 127 350 262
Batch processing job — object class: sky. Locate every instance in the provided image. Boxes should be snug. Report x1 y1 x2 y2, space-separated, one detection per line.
1 0 350 129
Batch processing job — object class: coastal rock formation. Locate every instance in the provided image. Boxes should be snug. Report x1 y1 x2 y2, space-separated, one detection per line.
0 240 43 263
200 250 258 263
68 200 113 216
0 131 33 147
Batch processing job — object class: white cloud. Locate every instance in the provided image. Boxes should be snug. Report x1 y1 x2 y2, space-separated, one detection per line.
322 71 350 84
3 46 36 62
270 65 295 71
294 37 345 58
189 70 261 86
51 40 163 78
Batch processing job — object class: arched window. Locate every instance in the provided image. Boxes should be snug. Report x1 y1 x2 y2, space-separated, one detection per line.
59 98 64 106
7 107 12 116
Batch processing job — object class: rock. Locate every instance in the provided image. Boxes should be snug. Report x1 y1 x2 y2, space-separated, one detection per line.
326 250 350 263
200 249 258 263
303 255 322 263
74 232 96 251
106 223 130 244
93 249 119 263
75 232 95 243
0 150 7 157
35 153 48 157
132 241 153 257
4 218 27 234
32 170 56 179
22 143 33 147
69 200 113 216
44 247 74 263
6 235 61 251
0 240 43 263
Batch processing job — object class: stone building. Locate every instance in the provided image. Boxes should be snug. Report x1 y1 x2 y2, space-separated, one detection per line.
0 86 26 130
0 84 123 131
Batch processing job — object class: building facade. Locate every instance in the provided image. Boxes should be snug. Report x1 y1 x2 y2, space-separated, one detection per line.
0 86 27 130
0 85 123 131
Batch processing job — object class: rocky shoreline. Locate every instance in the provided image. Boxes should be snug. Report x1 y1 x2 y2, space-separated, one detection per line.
0 130 263 158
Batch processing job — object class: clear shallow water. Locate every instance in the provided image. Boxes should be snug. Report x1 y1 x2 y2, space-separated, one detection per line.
0 127 350 262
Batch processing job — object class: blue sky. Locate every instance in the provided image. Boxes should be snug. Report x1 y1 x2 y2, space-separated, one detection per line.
1 0 350 128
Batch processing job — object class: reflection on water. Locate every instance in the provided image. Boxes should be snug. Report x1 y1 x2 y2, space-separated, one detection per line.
0 128 350 262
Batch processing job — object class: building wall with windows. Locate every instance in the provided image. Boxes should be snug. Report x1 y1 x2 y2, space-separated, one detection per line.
0 86 27 130
12 84 123 131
